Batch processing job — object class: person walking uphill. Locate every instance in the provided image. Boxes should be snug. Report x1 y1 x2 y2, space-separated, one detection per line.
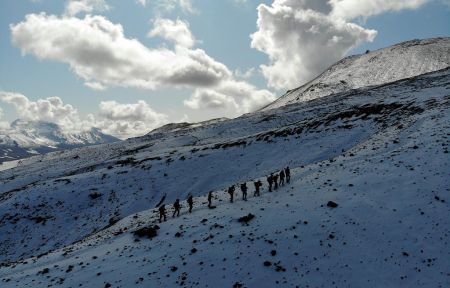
228 185 235 203
187 195 194 213
267 173 273 192
159 204 167 223
254 180 262 197
273 173 279 190
285 166 291 183
172 199 181 218
279 169 285 186
207 191 213 208
240 183 248 201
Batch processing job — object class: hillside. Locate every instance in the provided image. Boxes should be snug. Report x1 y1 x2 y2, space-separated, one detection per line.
263 37 450 110
0 120 118 164
0 66 449 287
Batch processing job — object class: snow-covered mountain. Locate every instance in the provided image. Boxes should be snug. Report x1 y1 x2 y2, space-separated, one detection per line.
263 37 450 110
0 119 119 164
0 38 449 287
0 66 449 287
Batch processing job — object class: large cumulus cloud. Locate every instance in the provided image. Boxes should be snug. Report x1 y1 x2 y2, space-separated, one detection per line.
10 13 230 90
251 0 429 90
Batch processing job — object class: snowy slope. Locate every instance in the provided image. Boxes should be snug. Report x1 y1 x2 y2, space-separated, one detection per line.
263 37 450 111
0 67 449 287
0 120 118 163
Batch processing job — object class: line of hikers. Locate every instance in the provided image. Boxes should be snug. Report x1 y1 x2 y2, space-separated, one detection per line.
158 166 290 223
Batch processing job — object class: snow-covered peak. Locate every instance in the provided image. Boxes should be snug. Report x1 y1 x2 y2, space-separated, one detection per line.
6 119 118 147
0 120 118 163
263 37 450 110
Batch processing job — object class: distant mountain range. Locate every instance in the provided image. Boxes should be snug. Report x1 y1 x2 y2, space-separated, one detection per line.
0 119 118 163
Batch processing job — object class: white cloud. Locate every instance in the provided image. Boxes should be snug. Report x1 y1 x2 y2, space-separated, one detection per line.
150 0 196 14
329 0 430 20
0 91 169 139
137 0 147 7
0 91 83 131
251 0 430 91
185 89 238 110
65 0 109 16
148 18 196 48
97 100 169 138
84 81 107 91
179 0 195 13
11 14 230 90
0 107 10 130
234 67 256 79
233 0 248 4
185 79 276 114
251 0 377 90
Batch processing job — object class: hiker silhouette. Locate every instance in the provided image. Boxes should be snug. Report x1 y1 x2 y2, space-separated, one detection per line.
159 204 167 223
207 191 213 208
267 173 273 192
172 199 181 217
240 183 248 201
285 166 291 183
254 180 262 196
279 170 285 186
228 185 235 203
187 195 194 213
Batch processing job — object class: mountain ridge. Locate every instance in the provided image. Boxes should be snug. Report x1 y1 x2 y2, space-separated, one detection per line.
262 37 450 110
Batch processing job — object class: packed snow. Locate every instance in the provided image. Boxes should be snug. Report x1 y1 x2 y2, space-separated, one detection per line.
0 65 449 287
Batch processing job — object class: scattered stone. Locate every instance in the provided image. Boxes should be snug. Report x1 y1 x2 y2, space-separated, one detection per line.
275 263 286 272
238 213 255 224
133 225 160 239
38 267 50 275
89 192 102 199
327 201 339 208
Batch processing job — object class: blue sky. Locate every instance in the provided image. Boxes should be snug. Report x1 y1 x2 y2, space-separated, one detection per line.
0 0 449 138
